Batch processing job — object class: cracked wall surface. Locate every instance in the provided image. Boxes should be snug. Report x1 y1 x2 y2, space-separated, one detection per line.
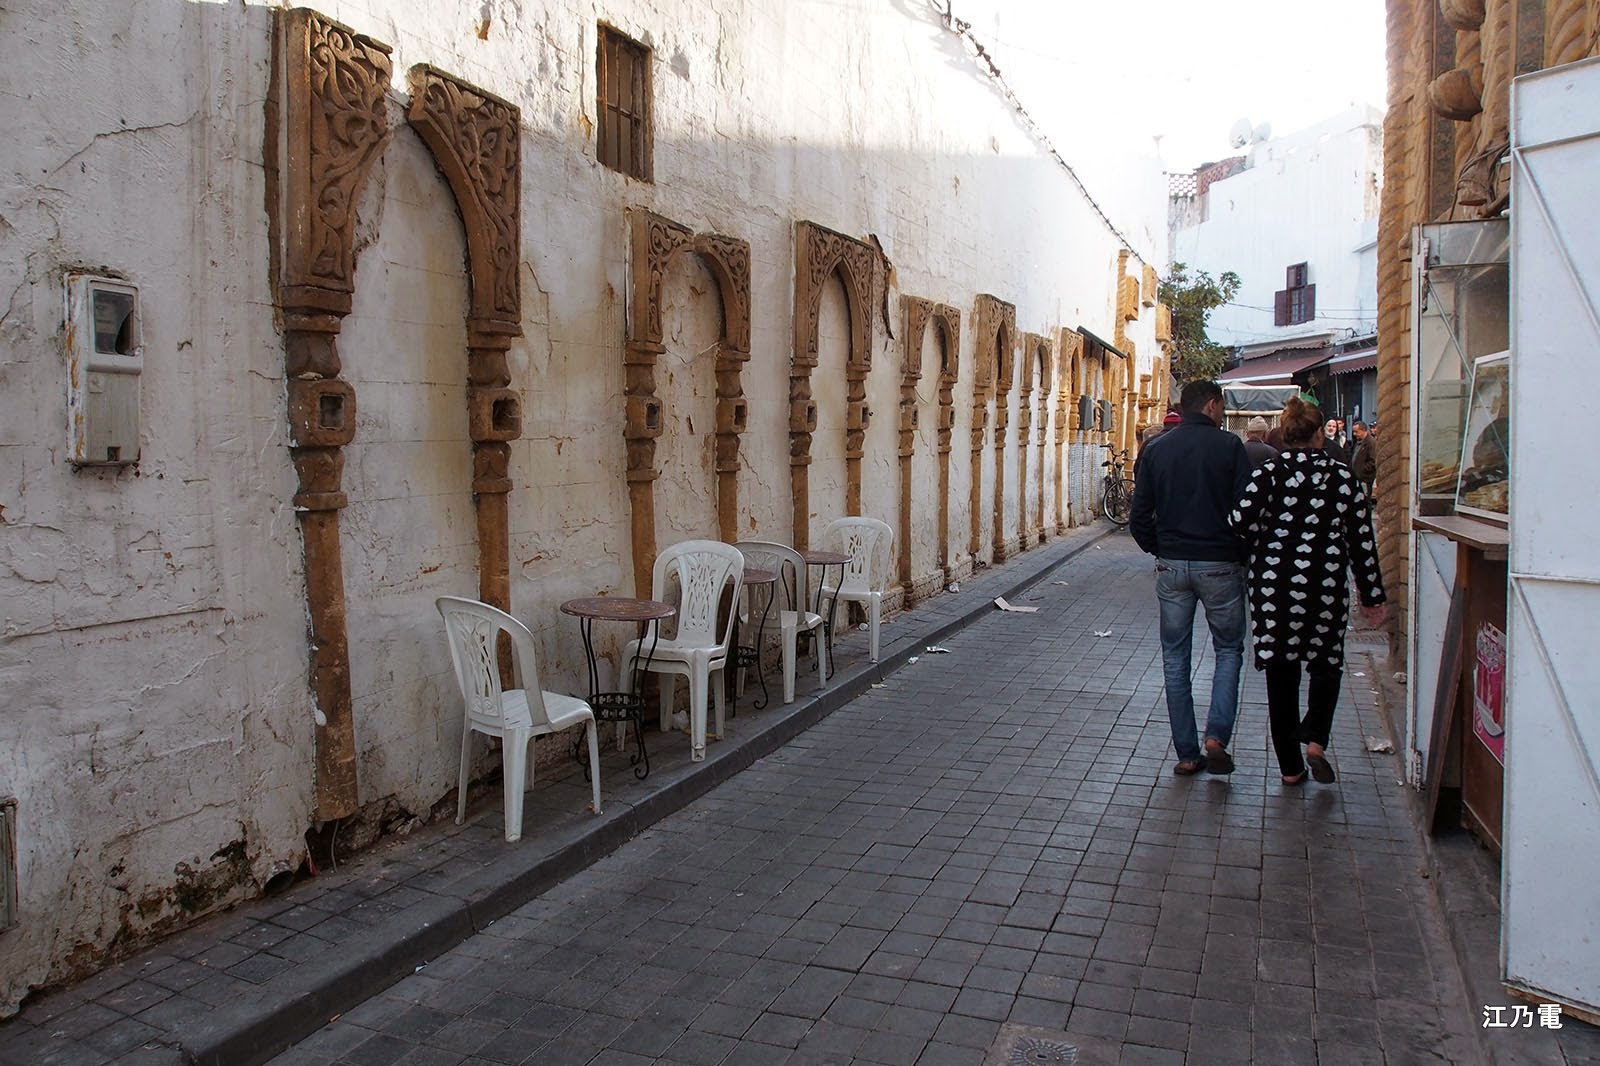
0 0 1166 1011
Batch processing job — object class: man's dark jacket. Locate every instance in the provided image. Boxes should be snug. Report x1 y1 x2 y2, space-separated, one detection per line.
1244 437 1277 469
1349 433 1377 488
1129 412 1251 562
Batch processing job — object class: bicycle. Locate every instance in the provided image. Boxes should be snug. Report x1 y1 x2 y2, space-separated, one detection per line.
1101 447 1135 526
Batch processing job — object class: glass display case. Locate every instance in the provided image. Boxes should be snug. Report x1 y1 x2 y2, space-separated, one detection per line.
1412 220 1509 512
1455 352 1510 521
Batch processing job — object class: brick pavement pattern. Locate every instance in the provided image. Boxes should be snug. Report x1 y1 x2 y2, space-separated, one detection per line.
261 536 1494 1066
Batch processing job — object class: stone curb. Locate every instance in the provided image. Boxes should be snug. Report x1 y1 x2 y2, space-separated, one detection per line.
180 525 1119 1066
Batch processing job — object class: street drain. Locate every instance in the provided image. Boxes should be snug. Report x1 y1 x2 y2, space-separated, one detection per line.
983 1025 1123 1066
1011 1035 1079 1064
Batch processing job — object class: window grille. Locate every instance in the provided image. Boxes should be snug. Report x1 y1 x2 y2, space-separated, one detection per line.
597 25 652 181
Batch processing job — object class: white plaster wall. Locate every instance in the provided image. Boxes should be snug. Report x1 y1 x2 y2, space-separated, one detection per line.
1172 107 1383 347
338 125 481 813
655 254 725 547
0 0 1168 1009
0 0 309 1013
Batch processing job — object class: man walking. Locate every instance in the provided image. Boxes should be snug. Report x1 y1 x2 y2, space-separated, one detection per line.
1130 380 1252 776
1349 419 1377 494
1243 415 1276 469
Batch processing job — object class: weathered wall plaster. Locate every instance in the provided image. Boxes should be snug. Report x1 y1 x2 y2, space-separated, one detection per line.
0 0 1166 1011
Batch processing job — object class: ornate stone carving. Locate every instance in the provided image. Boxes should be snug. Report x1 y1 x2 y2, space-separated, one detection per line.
269 9 398 821
273 9 393 310
970 294 1015 560
407 66 522 329
624 210 754 588
791 221 876 545
695 233 753 355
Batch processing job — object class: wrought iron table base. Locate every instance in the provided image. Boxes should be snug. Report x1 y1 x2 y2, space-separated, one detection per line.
572 616 662 781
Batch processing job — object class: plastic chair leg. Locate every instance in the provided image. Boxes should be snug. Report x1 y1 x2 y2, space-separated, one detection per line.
869 597 882 662
782 618 798 705
502 729 530 842
689 671 707 762
585 720 602 814
658 674 674 734
712 666 726 739
456 728 474 826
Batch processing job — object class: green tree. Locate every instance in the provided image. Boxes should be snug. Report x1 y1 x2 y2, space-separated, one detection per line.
1159 262 1241 383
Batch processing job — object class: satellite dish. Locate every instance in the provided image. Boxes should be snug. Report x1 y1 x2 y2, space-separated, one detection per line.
1228 118 1253 149
1253 122 1272 143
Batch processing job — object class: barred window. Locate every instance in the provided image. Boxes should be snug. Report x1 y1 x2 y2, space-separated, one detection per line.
597 25 651 181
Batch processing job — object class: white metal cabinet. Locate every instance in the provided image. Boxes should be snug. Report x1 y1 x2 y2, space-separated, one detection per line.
1504 55 1600 1018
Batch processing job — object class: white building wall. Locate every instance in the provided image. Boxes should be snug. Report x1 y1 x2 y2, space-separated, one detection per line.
0 0 1166 1010
1171 107 1383 348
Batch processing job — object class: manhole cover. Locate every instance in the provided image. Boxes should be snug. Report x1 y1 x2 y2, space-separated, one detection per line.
983 1025 1122 1066
1010 1035 1079 1064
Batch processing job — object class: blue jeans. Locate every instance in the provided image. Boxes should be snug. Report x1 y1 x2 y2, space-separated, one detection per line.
1155 558 1246 762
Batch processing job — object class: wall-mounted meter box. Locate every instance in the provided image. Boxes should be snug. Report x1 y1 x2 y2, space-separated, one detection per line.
66 274 142 466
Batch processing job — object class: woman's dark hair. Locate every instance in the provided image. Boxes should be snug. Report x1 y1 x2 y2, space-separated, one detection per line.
1280 395 1323 447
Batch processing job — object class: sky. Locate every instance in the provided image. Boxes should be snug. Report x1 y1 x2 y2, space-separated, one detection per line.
952 0 1390 172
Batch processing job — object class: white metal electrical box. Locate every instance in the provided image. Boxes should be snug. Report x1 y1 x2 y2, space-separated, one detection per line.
66 274 143 466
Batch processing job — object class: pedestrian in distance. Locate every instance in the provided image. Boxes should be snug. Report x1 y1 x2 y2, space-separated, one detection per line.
1321 417 1349 465
1134 406 1183 480
1349 419 1377 494
1243 415 1276 469
1229 395 1387 785
1129 380 1252 777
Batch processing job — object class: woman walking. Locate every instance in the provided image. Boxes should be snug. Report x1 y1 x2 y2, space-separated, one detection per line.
1230 396 1387 784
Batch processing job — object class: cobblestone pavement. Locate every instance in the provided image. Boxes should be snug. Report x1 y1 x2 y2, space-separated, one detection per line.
260 535 1508 1066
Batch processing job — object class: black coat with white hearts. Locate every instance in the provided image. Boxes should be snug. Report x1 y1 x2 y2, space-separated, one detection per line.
1229 449 1387 670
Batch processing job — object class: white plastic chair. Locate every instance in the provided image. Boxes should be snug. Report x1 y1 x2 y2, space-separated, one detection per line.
820 516 895 663
622 540 744 761
733 540 828 705
436 596 600 842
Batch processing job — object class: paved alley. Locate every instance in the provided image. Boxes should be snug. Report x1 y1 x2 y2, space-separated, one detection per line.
262 535 1490 1066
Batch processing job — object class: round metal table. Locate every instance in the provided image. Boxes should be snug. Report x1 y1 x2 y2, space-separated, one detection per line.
559 596 675 779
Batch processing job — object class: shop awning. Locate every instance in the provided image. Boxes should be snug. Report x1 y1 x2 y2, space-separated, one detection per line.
1218 348 1331 384
1326 349 1378 375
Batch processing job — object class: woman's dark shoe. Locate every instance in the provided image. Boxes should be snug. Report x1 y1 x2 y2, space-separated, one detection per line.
1203 738 1234 775
1305 745 1336 783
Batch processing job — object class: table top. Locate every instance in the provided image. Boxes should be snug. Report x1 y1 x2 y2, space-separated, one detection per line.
799 550 850 566
560 596 676 622
743 568 776 585
1411 514 1510 553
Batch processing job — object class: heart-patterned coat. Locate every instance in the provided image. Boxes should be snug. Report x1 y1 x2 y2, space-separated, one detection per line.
1229 449 1386 669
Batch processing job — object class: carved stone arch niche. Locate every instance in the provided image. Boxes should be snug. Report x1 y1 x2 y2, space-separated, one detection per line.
791 221 876 549
1024 334 1054 543
1055 328 1082 531
969 294 1016 562
624 210 753 596
898 296 960 598
270 8 524 819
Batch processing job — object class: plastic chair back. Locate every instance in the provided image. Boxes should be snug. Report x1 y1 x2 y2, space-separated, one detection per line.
733 540 804 614
822 517 893 597
653 540 744 651
435 596 554 729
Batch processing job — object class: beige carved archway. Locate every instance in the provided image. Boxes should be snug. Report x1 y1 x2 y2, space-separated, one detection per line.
270 9 524 819
1055 328 1080 532
970 294 1015 562
899 296 960 597
1027 334 1053 544
791 222 876 549
624 211 752 597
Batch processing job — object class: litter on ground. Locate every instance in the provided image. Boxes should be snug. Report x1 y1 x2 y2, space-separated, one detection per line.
994 597 1039 613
